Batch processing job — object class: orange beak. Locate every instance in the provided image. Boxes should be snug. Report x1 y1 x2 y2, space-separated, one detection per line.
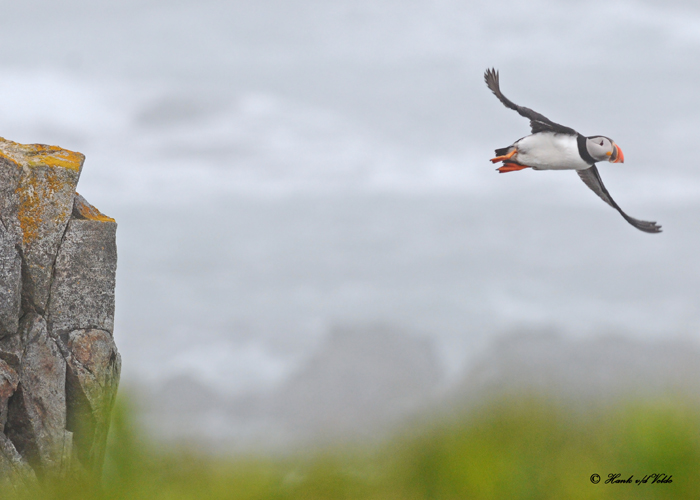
610 143 624 163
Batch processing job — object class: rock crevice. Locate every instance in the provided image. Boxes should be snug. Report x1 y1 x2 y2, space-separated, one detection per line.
0 138 119 486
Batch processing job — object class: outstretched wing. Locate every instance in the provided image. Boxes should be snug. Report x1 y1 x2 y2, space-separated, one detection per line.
577 166 662 233
484 68 578 135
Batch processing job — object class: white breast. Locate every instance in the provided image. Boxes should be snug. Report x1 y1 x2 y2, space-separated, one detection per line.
514 132 590 170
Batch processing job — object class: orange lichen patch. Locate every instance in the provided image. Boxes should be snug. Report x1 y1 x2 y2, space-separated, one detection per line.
2 136 84 247
27 147 84 171
0 137 84 172
74 192 115 223
17 168 75 246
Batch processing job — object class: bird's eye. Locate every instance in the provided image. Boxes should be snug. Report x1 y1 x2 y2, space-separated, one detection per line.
599 141 604 146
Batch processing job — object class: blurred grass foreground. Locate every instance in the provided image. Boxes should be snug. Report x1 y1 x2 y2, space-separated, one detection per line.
13 395 699 500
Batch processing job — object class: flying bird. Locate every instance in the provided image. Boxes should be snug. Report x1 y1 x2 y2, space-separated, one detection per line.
484 68 661 233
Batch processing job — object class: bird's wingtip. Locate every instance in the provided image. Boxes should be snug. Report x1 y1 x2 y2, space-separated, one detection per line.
484 68 500 93
635 221 663 234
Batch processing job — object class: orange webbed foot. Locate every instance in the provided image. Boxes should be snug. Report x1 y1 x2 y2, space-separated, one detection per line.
496 164 530 173
490 149 517 164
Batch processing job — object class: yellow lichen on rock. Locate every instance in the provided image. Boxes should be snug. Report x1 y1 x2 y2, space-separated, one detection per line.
73 192 115 223
26 146 84 172
0 138 83 172
0 137 84 311
17 169 70 247
0 137 85 247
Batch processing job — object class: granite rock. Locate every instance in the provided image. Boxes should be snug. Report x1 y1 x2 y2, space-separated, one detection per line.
5 314 69 477
0 223 21 339
47 195 117 337
0 359 18 433
0 432 37 491
0 138 118 485
0 138 84 314
65 329 120 474
0 333 23 373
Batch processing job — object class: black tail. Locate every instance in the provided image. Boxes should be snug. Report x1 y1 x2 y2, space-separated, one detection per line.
494 146 511 156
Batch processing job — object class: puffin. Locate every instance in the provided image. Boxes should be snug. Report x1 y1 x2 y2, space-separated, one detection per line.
484 68 661 234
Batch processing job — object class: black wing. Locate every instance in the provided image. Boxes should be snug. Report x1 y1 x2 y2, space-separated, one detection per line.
577 166 662 233
484 68 578 135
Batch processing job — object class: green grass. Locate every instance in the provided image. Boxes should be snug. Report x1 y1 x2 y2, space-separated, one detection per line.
13 395 700 499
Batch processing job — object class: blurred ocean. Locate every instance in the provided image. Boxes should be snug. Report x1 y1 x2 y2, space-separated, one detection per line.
1 0 700 447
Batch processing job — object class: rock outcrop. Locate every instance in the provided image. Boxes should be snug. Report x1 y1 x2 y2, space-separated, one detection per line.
0 138 119 487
